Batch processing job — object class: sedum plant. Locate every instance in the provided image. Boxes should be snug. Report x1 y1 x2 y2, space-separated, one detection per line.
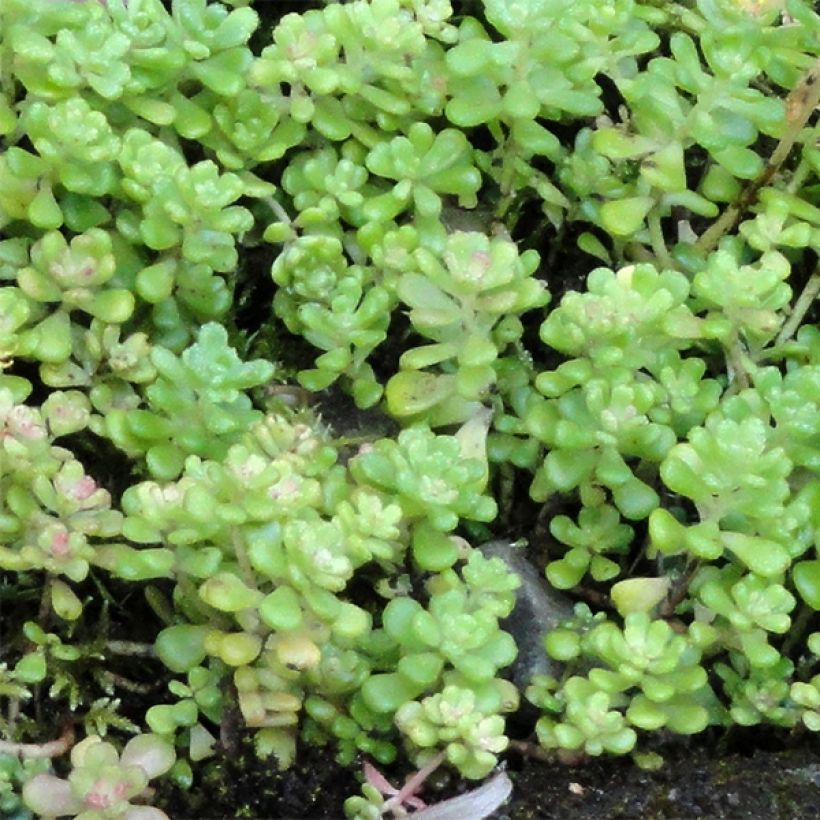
1 0 818 817
23 733 175 820
102 322 275 480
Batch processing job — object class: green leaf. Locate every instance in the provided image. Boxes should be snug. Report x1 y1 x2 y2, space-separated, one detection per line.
20 312 72 363
14 651 46 684
712 146 764 180
333 602 371 640
28 186 63 229
100 545 175 581
0 94 15 135
208 632 261 667
155 625 210 674
592 128 652 160
649 508 686 553
793 561 820 609
701 164 742 202
577 232 611 263
87 289 135 323
383 596 425 644
385 371 453 417
136 260 176 303
600 197 654 237
398 653 444 688
512 120 561 159
611 577 671 616
445 78 503 127
459 335 497 368
544 629 581 661
641 143 686 192
191 50 251 97
146 445 186 481
121 516 162 544
199 572 262 612
590 555 621 582
126 96 177 126
259 586 303 631
612 478 659 520
412 522 459 571
454 652 497 682
147 704 180 735
627 695 666 730
544 449 596 491
664 701 710 734
446 38 494 76
361 673 423 713
397 273 460 324
721 532 789 577
546 549 588 589
50 579 83 620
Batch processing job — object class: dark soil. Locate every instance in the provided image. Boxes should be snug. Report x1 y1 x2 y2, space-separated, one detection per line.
154 741 356 820
503 742 820 820
154 734 820 819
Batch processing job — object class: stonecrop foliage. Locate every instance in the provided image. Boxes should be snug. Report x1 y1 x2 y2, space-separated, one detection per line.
0 0 818 817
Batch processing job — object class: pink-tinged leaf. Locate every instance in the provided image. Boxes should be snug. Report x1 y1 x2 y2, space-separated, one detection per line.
23 773 83 816
120 734 176 779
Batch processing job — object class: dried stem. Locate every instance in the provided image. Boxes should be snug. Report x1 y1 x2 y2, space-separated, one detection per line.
0 722 74 759
774 269 819 347
697 57 820 254
725 332 751 392
100 671 157 694
507 738 552 762
104 640 155 657
659 560 701 619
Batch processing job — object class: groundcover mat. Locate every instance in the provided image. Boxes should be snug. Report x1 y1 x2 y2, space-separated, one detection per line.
0 1 818 818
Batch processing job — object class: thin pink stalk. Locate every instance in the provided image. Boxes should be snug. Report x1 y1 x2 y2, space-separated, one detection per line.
382 751 445 814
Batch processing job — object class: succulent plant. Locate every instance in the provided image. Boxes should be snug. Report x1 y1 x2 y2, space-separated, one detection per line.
23 734 175 820
1 1 818 817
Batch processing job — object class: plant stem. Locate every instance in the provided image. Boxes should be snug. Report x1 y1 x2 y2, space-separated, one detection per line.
774 269 819 347
697 57 820 254
101 671 156 694
232 527 258 591
382 750 446 815
265 196 293 227
725 332 751 391
648 211 675 270
105 640 155 657
6 697 20 737
659 559 701 619
786 156 812 195
508 738 552 761
36 577 52 630
498 461 515 529
0 722 74 759
783 603 813 663
626 241 655 264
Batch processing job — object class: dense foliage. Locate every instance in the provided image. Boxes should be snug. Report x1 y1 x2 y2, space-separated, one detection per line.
0 1 818 817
